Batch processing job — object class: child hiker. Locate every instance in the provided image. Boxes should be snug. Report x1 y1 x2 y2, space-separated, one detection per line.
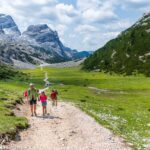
24 90 28 103
50 90 58 107
39 91 47 116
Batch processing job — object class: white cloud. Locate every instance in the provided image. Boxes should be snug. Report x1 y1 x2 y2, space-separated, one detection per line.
81 31 120 50
39 3 77 24
77 0 118 23
82 8 117 23
0 0 149 51
77 0 102 10
55 24 67 36
56 3 75 15
125 0 149 4
104 20 133 31
1 0 56 8
75 24 98 34
32 0 55 5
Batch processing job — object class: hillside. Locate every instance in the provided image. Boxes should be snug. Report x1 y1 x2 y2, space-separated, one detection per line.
0 62 27 79
83 12 150 76
0 63 28 143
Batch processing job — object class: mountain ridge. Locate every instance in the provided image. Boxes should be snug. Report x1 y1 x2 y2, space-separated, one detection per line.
0 14 91 67
83 12 150 76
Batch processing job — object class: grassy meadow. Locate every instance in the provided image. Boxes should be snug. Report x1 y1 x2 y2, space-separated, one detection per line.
0 80 28 139
1 65 150 149
23 67 150 150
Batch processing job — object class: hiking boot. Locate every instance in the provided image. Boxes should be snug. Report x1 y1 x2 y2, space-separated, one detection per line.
34 112 37 116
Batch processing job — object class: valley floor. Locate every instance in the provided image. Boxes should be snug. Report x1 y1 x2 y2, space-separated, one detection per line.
8 101 130 150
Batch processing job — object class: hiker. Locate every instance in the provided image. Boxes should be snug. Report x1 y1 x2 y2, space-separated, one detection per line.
39 91 47 116
27 83 38 116
50 90 58 107
24 90 28 103
37 89 40 101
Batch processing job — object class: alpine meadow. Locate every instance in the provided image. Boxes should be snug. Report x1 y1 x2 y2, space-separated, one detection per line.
0 1 150 150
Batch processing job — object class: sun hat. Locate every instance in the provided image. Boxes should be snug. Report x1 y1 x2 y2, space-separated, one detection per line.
29 83 34 86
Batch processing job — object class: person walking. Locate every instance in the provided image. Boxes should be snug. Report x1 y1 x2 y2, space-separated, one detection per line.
50 90 58 107
39 91 48 116
27 83 38 116
23 90 28 104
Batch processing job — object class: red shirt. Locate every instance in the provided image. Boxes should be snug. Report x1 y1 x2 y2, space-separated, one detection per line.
40 95 47 102
50 92 57 99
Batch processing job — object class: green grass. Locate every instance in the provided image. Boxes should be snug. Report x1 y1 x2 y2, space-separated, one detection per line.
83 13 150 76
23 67 150 150
0 80 28 137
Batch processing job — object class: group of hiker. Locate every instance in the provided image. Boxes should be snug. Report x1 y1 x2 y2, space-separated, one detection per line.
24 83 58 116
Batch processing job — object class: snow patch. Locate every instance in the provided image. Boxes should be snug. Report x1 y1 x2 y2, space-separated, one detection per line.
3 28 17 35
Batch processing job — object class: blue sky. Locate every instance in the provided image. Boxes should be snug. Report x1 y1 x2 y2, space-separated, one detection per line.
0 0 150 51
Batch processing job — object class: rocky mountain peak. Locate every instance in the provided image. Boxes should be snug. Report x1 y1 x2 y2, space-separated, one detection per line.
23 24 59 44
0 14 21 35
0 14 91 67
26 24 51 33
0 29 4 34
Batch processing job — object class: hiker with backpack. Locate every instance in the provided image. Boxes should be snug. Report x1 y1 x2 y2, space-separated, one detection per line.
24 90 28 103
27 83 39 116
50 90 58 107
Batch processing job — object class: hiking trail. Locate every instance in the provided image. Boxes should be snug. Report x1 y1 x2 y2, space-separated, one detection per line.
8 101 131 150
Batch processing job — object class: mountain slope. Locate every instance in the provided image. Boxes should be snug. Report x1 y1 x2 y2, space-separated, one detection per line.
22 24 72 61
83 12 150 76
0 14 91 67
0 14 21 36
0 61 26 79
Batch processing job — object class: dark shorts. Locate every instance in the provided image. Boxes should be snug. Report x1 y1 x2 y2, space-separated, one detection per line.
29 99 37 105
42 101 47 106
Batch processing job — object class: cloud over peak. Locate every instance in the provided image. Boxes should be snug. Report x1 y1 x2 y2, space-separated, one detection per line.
0 0 149 51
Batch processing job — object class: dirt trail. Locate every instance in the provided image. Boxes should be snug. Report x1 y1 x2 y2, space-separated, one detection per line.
9 101 131 150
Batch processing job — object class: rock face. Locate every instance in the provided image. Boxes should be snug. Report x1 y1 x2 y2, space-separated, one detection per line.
0 14 21 35
22 24 74 60
83 12 150 76
23 24 57 44
0 14 91 67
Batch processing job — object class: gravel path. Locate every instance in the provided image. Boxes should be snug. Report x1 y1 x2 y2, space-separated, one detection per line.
9 102 131 150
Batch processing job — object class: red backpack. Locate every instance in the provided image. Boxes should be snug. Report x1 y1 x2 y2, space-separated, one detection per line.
24 90 28 97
